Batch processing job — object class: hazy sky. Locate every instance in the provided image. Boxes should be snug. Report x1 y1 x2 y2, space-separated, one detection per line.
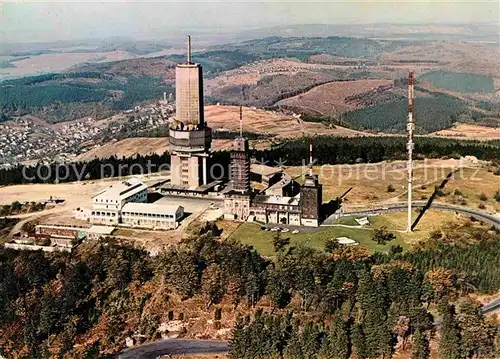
1 0 498 43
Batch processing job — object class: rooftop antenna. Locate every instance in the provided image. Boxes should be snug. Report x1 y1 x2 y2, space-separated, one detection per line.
239 106 243 138
407 71 415 232
187 35 192 64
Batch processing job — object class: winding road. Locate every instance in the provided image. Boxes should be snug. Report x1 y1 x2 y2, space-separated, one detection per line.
324 201 500 229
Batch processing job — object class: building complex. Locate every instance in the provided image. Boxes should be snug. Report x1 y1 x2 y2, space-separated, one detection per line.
74 177 184 230
69 35 323 233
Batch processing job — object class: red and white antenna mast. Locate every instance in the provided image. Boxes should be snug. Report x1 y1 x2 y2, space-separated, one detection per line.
309 136 313 176
407 71 415 232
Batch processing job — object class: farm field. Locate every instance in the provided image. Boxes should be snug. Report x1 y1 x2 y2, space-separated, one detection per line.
431 123 500 141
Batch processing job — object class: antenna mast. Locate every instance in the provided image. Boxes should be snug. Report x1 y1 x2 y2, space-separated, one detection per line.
407 71 415 232
187 35 191 64
239 106 243 138
309 136 313 176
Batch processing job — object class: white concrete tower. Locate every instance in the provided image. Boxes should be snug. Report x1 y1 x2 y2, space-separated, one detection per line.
169 35 212 189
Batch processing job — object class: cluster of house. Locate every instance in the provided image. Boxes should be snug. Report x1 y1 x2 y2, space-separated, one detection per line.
4 223 115 253
0 100 174 168
0 117 101 165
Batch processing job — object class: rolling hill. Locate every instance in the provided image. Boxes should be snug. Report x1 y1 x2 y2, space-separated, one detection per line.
1 35 499 134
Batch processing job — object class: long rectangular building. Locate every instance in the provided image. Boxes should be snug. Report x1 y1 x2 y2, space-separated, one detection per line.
121 202 184 230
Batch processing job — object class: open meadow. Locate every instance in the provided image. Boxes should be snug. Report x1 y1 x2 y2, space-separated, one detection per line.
284 159 500 213
228 210 472 257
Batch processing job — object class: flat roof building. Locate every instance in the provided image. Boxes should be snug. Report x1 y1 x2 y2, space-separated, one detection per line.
121 202 184 229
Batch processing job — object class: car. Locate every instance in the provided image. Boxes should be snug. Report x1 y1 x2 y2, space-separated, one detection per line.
270 227 281 232
281 228 290 233
292 229 299 234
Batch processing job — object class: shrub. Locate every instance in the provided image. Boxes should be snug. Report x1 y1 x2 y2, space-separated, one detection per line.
429 230 443 240
494 190 500 202
214 308 222 321
454 189 463 196
372 226 396 245
478 202 486 210
387 184 396 193
494 168 500 176
168 311 174 321
389 245 403 255
178 312 184 321
479 193 488 201
325 238 339 253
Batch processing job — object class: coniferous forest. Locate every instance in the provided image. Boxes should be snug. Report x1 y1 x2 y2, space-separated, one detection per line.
1 136 499 186
0 220 498 358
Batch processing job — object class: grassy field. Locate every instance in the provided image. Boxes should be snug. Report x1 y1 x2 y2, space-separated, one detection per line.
284 160 500 213
229 210 463 257
432 123 500 141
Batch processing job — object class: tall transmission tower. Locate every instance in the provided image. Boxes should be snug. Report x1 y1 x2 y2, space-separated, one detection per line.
407 71 415 232
309 136 313 176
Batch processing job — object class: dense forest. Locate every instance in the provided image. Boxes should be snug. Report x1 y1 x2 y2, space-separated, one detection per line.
212 36 408 60
0 219 498 358
0 72 173 123
257 136 500 166
166 50 259 75
340 93 486 133
418 71 495 93
1 136 499 186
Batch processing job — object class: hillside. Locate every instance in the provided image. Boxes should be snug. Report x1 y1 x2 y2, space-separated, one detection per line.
431 123 500 141
75 137 236 161
276 79 394 117
1 36 499 134
204 105 369 138
0 71 174 123
418 70 496 93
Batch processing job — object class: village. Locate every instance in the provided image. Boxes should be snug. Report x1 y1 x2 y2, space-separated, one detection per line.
0 99 174 168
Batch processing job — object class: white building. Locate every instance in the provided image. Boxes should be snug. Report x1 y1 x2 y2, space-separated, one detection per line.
91 178 147 225
73 178 184 230
121 203 184 229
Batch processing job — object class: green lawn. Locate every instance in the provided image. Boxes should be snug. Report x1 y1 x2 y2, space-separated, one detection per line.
229 221 408 257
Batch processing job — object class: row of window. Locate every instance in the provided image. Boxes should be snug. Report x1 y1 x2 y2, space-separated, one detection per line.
95 191 147 204
92 211 117 217
122 212 175 219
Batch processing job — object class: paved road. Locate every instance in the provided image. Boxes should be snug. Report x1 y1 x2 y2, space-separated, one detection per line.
482 299 500 314
116 338 229 359
4 206 68 239
325 201 500 229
